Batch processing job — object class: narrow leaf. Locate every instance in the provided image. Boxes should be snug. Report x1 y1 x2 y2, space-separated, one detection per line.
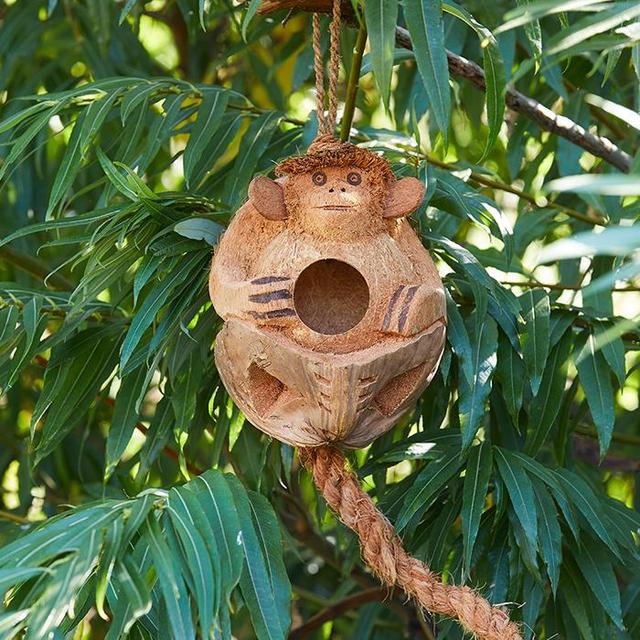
404 0 451 137
494 447 538 547
364 0 399 108
461 442 492 574
519 288 550 396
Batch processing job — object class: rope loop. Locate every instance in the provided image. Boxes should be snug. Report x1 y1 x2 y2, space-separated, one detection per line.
312 0 341 136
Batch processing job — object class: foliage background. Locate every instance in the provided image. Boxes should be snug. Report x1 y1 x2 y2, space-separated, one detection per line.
1 0 640 638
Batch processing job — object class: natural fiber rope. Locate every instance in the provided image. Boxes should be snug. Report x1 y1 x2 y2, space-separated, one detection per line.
312 13 326 134
311 0 341 136
299 446 523 640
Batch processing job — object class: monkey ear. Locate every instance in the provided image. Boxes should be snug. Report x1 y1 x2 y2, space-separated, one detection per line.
248 176 288 221
383 177 425 219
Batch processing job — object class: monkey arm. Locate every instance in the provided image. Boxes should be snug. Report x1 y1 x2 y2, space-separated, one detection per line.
209 202 295 325
380 283 445 337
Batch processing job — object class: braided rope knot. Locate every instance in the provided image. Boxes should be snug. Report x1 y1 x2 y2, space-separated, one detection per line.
299 446 523 640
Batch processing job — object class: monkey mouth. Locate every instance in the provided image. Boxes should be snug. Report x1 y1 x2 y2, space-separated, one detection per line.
317 205 354 212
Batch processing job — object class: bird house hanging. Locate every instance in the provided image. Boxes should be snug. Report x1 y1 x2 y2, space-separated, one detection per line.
209 133 446 448
208 2 521 638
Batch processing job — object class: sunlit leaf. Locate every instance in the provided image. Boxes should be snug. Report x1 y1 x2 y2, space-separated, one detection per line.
404 0 451 138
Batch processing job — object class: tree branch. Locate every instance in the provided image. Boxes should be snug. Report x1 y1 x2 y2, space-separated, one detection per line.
393 26 632 173
0 246 76 291
289 587 389 639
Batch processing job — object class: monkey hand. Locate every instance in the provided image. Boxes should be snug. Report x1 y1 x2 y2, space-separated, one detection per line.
243 275 297 325
381 284 445 336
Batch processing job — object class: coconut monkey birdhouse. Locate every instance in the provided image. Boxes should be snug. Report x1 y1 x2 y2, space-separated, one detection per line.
209 135 447 448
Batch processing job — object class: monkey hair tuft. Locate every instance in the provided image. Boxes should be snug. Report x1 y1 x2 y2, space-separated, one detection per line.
275 134 395 182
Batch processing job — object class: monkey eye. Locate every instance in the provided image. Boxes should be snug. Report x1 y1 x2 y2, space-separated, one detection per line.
347 172 362 186
312 171 327 186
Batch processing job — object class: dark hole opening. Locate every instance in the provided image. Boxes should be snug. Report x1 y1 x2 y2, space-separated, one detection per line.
294 259 369 335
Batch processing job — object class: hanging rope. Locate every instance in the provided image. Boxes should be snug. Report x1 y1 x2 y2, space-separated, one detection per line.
300 447 523 640
311 0 341 136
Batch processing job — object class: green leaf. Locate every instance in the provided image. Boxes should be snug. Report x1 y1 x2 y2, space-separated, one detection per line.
106 557 152 639
0 104 63 183
184 90 230 187
461 442 492 574
545 175 640 197
47 89 123 217
557 469 619 554
222 112 281 209
24 529 100 639
32 329 122 464
494 447 538 548
497 0 606 33
516 0 542 58
364 0 399 108
167 488 216 637
525 328 572 456
519 288 550 396
560 561 596 640
0 100 55 135
95 518 124 618
227 475 291 640
576 535 624 628
396 454 462 531
546 3 640 57
242 0 262 40
532 479 562 594
192 471 243 603
0 567 48 593
443 3 505 155
575 331 615 456
458 314 498 449
137 397 175 478
595 322 626 387
119 0 138 24
445 290 473 384
105 365 148 479
142 514 195 639
404 0 451 138
120 252 204 369
495 330 525 423
174 218 224 246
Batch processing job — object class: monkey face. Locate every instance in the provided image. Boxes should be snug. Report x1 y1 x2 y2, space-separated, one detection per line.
247 164 425 241
289 166 382 239
305 166 370 212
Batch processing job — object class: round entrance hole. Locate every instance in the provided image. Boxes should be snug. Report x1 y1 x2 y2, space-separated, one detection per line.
294 259 369 335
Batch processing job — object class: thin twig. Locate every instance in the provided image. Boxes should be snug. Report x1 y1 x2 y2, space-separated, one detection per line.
0 246 76 291
289 587 389 639
499 279 640 293
575 425 640 448
0 509 29 524
420 153 606 226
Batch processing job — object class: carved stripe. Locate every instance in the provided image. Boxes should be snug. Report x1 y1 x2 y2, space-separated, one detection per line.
382 286 404 331
264 308 296 319
251 276 290 285
248 308 296 320
398 285 419 333
249 289 291 303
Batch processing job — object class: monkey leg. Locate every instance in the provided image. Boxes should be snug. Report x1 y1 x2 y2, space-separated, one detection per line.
381 284 445 337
